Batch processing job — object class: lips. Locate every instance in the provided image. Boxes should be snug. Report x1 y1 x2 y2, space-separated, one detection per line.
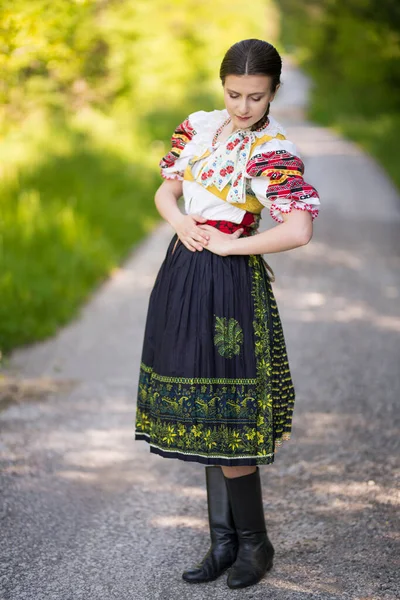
237 116 251 121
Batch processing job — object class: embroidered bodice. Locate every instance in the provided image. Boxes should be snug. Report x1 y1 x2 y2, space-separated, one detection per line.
159 108 320 225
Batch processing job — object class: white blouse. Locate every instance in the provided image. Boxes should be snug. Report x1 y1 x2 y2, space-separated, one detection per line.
160 108 321 224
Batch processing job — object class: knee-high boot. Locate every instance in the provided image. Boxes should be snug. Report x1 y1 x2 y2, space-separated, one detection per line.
224 467 274 589
182 466 238 583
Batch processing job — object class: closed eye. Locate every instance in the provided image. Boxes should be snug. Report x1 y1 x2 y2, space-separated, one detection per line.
228 94 263 102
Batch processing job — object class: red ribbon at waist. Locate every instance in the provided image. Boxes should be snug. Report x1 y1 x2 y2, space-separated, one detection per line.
197 211 257 237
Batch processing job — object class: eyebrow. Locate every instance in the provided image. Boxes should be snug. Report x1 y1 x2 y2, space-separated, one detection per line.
226 89 265 97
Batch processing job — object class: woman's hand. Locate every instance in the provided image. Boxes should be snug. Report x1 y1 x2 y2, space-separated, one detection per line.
196 224 244 257
172 214 213 252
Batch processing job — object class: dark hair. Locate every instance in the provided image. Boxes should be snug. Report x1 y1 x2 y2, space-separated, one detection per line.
219 39 282 127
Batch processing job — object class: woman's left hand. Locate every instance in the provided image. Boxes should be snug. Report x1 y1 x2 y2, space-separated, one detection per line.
196 224 244 257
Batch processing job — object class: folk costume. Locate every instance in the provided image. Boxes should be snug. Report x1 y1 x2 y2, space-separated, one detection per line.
134 108 320 467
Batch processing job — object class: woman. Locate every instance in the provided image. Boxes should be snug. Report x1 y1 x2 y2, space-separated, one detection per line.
134 38 320 589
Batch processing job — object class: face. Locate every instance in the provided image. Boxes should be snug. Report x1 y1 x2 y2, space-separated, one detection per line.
223 74 279 130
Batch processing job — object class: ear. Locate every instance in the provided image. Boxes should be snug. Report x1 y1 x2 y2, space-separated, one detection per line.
270 83 280 102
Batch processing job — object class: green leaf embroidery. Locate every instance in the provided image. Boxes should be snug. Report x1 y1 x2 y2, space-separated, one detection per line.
214 316 243 359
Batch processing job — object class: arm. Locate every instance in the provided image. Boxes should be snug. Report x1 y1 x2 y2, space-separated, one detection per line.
154 179 212 252
154 179 185 229
156 115 217 252
198 208 313 256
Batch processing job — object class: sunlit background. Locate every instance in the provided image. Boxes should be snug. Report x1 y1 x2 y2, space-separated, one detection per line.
1 0 399 354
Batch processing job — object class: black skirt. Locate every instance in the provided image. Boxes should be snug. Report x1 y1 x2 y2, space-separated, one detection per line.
134 232 295 466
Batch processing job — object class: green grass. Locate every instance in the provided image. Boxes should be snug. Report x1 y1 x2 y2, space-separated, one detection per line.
0 115 163 354
0 95 220 356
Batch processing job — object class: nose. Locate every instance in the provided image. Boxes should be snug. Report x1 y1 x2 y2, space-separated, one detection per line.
238 99 250 115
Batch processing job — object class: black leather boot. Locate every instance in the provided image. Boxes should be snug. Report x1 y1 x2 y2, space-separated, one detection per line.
182 466 238 583
224 467 274 589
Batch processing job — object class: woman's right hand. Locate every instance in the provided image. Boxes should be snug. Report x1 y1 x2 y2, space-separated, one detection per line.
173 214 210 252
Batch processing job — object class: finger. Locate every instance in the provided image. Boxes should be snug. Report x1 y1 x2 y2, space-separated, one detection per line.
183 240 196 252
197 224 214 232
192 230 209 241
192 234 208 245
230 228 244 238
186 238 204 252
191 239 204 251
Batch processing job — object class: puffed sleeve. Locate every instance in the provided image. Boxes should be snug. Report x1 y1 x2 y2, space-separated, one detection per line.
159 116 197 181
246 140 320 223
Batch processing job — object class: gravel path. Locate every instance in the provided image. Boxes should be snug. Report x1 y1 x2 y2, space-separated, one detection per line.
1 60 399 600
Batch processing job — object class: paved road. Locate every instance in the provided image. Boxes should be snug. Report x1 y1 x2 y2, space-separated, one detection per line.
1 60 399 600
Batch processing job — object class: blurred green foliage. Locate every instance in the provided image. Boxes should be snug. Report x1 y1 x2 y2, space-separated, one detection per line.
0 0 269 132
0 0 271 354
279 0 400 188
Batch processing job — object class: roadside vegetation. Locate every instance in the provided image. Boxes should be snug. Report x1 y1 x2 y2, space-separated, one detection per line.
279 0 400 190
0 0 271 354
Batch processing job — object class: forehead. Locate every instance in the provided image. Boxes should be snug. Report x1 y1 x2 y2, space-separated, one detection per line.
224 74 272 94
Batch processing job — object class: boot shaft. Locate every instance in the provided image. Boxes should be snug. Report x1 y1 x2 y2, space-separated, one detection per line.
205 466 236 542
223 467 267 534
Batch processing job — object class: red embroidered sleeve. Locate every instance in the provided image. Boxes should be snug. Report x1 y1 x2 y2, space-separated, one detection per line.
159 118 196 180
246 149 320 223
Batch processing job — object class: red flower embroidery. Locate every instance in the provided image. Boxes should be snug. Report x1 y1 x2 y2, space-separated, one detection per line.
220 168 227 177
226 166 234 174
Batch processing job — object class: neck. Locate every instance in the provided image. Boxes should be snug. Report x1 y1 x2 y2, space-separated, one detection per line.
230 120 249 134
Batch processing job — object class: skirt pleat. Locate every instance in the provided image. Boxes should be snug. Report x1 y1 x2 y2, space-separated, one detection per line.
134 232 295 466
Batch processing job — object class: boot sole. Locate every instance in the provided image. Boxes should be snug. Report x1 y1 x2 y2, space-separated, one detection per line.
226 560 273 589
182 565 230 584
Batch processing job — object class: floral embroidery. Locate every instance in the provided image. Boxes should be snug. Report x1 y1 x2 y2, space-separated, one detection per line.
213 316 244 359
195 128 257 204
193 118 291 206
200 168 215 182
